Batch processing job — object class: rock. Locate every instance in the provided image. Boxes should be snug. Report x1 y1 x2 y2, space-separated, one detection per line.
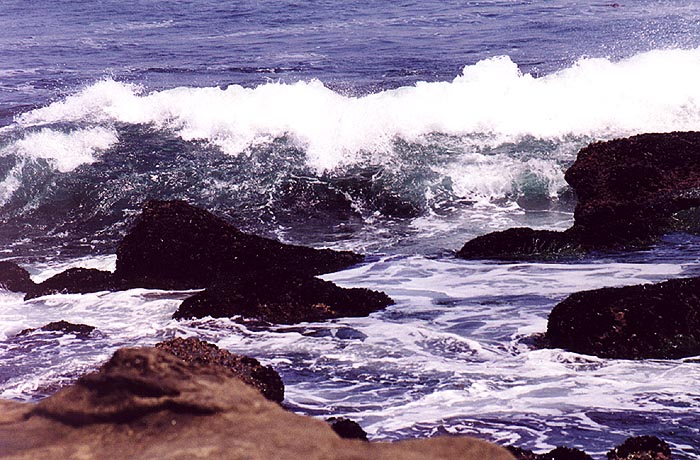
457 228 583 260
172 270 394 324
17 320 96 338
546 277 700 359
507 446 592 460
114 200 364 289
0 347 514 460
327 417 368 441
458 132 700 260
607 436 672 460
155 337 284 403
24 268 116 300
0 261 35 293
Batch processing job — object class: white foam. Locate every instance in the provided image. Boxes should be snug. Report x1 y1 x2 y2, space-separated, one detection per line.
13 48 700 175
1 127 118 173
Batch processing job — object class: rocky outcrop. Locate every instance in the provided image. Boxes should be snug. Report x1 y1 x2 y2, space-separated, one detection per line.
458 132 700 260
546 276 700 359
155 337 284 403
0 261 34 293
606 436 671 460
0 347 514 460
327 417 369 441
24 268 117 300
114 200 364 289
17 320 96 338
16 200 392 325
507 436 673 460
173 270 393 324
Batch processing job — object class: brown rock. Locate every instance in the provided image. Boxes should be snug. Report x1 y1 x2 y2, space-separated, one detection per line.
0 347 514 460
155 337 284 403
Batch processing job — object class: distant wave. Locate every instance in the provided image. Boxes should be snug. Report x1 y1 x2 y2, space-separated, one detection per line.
9 47 700 172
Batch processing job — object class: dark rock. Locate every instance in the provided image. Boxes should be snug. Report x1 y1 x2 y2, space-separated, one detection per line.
607 436 672 460
547 276 700 359
0 347 514 460
457 228 583 260
155 337 284 403
114 200 364 289
458 132 700 260
24 268 117 300
17 320 96 338
0 261 35 293
540 447 592 460
172 270 394 324
506 446 592 460
327 417 369 441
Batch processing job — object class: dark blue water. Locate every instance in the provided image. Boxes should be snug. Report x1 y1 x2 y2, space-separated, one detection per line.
2 1 700 458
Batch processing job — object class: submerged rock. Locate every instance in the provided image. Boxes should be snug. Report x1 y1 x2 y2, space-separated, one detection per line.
546 276 700 359
155 337 284 403
17 320 96 338
114 200 364 289
0 347 514 460
173 270 394 324
458 132 700 260
507 446 592 460
0 261 35 293
607 436 672 460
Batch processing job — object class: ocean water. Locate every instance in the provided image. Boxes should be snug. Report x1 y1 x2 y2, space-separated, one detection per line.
1 0 700 457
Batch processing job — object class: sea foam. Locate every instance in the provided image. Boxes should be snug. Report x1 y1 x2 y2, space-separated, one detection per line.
13 48 700 171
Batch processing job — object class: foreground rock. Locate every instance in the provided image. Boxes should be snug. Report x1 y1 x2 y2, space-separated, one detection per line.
459 132 700 260
155 337 284 403
173 270 394 324
546 277 700 359
114 200 364 289
0 347 513 460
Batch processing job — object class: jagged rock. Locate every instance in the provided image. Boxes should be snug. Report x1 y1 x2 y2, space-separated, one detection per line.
155 337 284 403
17 320 96 338
546 276 700 359
607 436 672 460
0 261 35 293
114 200 364 289
457 228 583 260
24 268 116 300
172 270 394 324
507 446 592 460
0 347 514 460
327 417 368 441
458 132 700 260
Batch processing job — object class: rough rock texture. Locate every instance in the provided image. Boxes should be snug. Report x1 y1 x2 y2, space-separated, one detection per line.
17 320 96 338
0 261 35 293
606 436 672 460
173 270 394 324
458 132 700 260
327 417 369 441
155 337 284 403
24 268 116 300
0 347 514 460
507 446 593 460
546 276 700 359
114 200 364 289
457 228 583 260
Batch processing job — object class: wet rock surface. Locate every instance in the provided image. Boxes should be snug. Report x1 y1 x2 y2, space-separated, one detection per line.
114 199 364 289
458 132 700 260
155 337 284 403
17 320 96 338
546 276 700 359
173 270 394 324
0 261 35 293
0 347 514 460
